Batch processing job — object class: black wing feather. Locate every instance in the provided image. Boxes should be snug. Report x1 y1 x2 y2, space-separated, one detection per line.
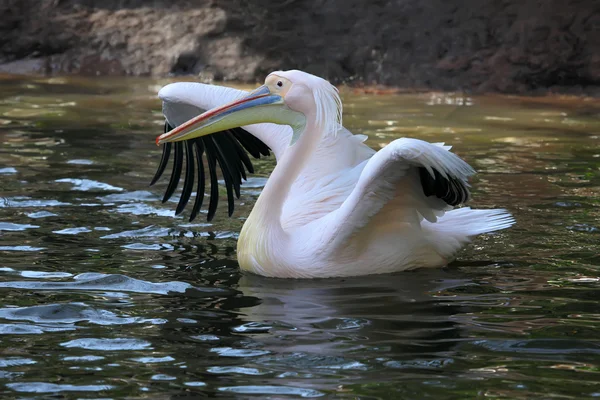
189 140 206 222
204 138 220 222
176 140 195 215
151 120 270 221
226 130 254 176
162 141 183 203
418 167 470 206
212 135 242 197
214 134 245 197
231 127 270 158
149 123 172 186
206 137 235 217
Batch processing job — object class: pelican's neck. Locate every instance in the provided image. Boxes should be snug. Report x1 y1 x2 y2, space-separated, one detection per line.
252 116 319 230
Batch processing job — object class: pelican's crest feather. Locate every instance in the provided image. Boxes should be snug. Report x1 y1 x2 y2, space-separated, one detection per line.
312 77 343 136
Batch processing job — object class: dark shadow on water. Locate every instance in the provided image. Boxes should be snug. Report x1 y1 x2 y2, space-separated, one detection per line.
157 264 473 359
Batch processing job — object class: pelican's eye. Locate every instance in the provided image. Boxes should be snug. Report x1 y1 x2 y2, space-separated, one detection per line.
276 81 283 88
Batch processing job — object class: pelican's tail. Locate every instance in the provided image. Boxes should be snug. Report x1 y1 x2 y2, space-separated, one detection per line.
423 207 515 259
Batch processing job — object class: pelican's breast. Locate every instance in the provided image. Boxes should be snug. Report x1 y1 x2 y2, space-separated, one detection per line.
237 210 277 276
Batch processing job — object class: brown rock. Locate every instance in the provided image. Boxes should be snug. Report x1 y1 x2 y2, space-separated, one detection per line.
0 0 598 94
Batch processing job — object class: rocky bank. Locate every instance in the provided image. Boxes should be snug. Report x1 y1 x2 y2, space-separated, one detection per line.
1 0 599 94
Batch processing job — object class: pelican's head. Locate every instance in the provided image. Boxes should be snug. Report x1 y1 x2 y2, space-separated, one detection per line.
157 70 342 146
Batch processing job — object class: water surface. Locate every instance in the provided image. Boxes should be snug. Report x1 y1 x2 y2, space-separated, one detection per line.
0 75 599 399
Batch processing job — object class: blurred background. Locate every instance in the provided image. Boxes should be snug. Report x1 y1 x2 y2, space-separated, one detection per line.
2 0 599 94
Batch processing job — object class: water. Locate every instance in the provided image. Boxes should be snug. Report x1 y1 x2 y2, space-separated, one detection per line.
0 74 599 399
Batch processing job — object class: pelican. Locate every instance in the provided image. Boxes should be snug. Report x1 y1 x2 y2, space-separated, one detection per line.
150 70 514 278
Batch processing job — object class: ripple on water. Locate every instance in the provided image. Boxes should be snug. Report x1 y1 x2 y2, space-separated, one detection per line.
66 159 95 165
61 338 152 351
0 222 39 231
53 227 92 235
177 318 196 324
191 334 220 342
316 361 368 371
0 167 17 174
113 203 176 217
6 382 114 393
0 358 36 367
122 243 174 251
98 190 157 203
232 322 273 333
151 374 177 381
62 355 105 362
0 323 75 334
470 339 600 355
131 356 175 363
239 177 268 188
0 303 164 326
19 270 73 278
27 211 58 218
218 385 325 398
0 246 45 252
100 225 171 239
334 318 371 330
0 197 71 208
384 358 453 370
55 178 123 192
178 222 213 229
257 353 366 372
210 347 271 357
184 382 206 387
567 223 598 233
0 273 196 295
214 231 238 239
207 366 269 375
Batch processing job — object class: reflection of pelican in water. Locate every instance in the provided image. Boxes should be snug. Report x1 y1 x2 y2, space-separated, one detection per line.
235 270 467 357
153 70 514 278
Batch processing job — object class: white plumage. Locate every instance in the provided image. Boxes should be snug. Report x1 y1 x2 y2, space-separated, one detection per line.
157 70 514 278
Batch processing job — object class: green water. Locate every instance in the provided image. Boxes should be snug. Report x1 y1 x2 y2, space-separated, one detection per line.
0 75 599 399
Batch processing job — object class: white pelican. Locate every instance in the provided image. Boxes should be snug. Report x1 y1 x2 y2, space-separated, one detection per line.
151 70 514 278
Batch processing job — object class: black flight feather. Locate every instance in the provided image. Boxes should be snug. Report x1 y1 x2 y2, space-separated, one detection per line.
419 167 470 207
149 122 173 186
176 140 195 215
227 130 254 176
151 121 270 221
204 138 220 222
162 141 183 203
214 134 245 197
206 137 235 217
212 135 242 193
189 140 206 222
231 127 270 158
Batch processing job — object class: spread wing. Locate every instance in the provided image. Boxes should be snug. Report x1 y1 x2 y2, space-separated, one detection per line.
322 137 476 246
151 82 271 222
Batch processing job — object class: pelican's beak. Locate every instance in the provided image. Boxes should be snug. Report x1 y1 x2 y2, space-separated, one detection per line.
157 85 287 145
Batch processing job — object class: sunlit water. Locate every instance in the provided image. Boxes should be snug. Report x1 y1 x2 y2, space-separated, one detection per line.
0 74 599 399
